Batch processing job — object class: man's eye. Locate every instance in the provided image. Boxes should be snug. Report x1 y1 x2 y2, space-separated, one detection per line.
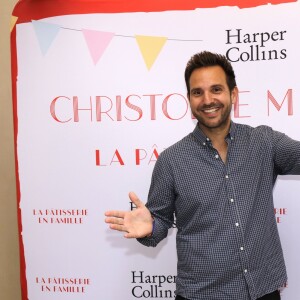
192 90 202 96
212 87 222 93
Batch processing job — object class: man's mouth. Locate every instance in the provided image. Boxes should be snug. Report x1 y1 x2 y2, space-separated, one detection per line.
202 107 219 113
201 106 222 114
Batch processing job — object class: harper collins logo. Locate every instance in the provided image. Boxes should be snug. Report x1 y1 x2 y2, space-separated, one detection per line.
225 28 287 62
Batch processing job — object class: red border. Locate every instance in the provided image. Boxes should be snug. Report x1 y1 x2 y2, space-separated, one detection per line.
12 0 297 23
10 0 297 299
10 19 27 300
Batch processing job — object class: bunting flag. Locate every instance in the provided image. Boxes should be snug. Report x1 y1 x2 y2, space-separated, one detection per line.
82 29 115 65
135 35 167 70
10 16 18 32
32 20 61 55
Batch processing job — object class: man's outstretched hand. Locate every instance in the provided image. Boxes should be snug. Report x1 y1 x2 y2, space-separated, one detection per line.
105 192 153 238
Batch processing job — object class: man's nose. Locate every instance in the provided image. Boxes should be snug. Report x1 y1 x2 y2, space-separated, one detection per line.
202 91 213 104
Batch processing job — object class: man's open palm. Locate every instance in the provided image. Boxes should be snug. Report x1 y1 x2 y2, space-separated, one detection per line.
105 192 153 238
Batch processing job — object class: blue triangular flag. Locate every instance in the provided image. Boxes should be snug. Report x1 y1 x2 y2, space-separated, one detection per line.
32 20 61 55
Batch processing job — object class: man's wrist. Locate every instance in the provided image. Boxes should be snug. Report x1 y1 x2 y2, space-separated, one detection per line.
146 216 155 237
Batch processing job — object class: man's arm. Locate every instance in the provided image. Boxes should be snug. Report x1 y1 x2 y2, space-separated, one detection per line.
272 129 300 175
105 151 176 245
137 151 176 247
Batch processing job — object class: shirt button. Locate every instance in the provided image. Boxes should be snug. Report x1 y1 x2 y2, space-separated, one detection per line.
225 175 229 179
215 154 219 159
240 247 244 251
203 142 206 146
230 199 234 203
231 137 234 140
235 223 239 227
206 137 210 141
244 269 248 273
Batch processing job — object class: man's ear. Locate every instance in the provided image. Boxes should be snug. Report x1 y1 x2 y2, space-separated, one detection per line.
231 86 238 104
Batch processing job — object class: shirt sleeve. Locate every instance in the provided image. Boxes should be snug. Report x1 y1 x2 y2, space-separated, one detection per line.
137 151 176 247
271 128 300 175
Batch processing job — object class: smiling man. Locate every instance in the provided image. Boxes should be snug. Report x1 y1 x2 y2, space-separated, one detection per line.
105 51 300 300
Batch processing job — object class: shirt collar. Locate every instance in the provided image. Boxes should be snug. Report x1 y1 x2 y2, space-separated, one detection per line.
192 121 237 145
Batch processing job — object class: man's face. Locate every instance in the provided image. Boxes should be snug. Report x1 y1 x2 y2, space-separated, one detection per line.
188 65 237 131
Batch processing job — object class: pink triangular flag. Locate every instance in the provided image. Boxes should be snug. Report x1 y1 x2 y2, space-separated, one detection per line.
82 29 115 65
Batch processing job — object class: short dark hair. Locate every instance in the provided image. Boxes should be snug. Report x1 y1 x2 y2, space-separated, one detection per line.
185 51 237 94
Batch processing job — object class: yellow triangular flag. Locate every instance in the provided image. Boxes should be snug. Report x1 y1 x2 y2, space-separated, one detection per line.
135 35 167 70
10 16 18 32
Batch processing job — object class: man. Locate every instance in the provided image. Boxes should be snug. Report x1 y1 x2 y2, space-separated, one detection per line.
105 51 300 300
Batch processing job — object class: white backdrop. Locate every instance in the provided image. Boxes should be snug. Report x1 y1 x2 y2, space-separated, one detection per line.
13 1 300 299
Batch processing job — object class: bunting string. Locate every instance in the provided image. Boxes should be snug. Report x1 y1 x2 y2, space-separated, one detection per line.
62 26 203 41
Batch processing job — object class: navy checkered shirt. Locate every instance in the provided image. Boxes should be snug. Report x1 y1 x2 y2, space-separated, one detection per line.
138 122 300 300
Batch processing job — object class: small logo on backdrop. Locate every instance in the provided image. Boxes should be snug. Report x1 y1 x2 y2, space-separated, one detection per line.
33 209 88 224
225 28 287 62
35 277 90 293
131 271 176 299
274 207 287 224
